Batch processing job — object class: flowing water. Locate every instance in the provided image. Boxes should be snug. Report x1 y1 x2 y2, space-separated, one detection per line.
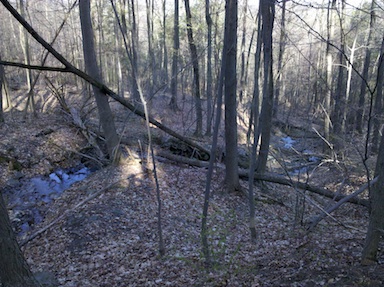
5 165 92 236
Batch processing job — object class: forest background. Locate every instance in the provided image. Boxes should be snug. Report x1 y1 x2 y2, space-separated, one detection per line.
1 0 384 286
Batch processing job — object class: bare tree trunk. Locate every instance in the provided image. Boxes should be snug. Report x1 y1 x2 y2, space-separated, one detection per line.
201 9 228 263
129 0 140 101
115 20 124 97
205 0 213 136
19 0 36 118
161 0 169 86
272 0 286 117
324 0 335 146
146 0 156 95
362 132 384 265
170 0 179 110
0 55 4 123
372 35 384 153
0 191 40 287
356 0 375 134
256 0 275 173
247 6 263 242
332 0 346 136
184 0 202 136
79 0 121 163
239 0 247 104
224 0 240 192
343 37 356 133
247 12 262 144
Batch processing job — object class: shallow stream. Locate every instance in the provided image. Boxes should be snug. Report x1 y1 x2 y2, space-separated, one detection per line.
5 165 92 236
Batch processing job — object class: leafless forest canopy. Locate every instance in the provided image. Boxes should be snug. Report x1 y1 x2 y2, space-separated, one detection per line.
2 0 384 286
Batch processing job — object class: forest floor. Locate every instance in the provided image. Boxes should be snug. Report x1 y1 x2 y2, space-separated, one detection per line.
1 87 384 286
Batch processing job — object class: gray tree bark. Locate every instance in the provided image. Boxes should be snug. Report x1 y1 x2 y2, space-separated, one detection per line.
371 35 384 153
272 0 286 117
224 0 240 192
170 0 179 110
239 0 248 104
247 5 263 243
129 0 140 101
19 0 36 117
0 191 40 287
0 55 4 123
146 0 156 95
324 0 335 145
79 0 121 163
256 0 275 173
205 0 213 136
332 0 346 136
184 0 203 136
356 0 375 134
362 132 384 264
161 0 169 86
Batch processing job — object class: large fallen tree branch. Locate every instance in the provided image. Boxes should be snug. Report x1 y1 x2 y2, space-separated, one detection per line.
307 177 377 230
238 171 370 207
153 150 370 207
0 0 210 158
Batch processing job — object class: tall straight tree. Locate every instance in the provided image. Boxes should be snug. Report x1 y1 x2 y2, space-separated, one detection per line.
332 0 346 135
19 0 35 117
161 0 169 86
371 35 384 153
272 0 286 117
256 0 275 173
356 0 375 133
170 0 179 110
184 0 203 136
238 0 247 103
248 7 263 242
324 0 336 144
145 0 156 94
205 0 213 135
79 0 121 163
128 0 140 101
224 0 240 192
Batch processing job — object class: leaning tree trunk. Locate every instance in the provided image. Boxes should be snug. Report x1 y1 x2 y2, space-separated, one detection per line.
0 191 39 287
79 0 121 163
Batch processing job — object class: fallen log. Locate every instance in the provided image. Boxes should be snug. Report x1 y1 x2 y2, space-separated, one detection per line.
238 171 370 207
307 177 376 230
154 150 369 207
